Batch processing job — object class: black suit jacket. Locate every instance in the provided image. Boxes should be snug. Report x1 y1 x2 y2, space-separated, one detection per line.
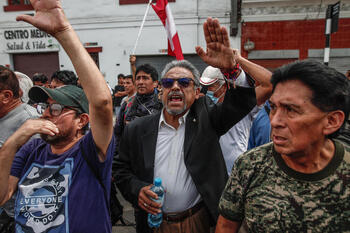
115 85 256 222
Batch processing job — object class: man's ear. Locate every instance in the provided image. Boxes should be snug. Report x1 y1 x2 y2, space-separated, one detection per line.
78 113 89 130
195 87 201 100
323 110 345 136
1 90 14 104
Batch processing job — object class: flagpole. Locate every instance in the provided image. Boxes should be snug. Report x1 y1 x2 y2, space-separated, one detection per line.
132 0 153 55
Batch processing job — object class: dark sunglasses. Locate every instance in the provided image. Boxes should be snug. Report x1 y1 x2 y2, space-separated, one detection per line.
160 78 194 89
36 103 81 116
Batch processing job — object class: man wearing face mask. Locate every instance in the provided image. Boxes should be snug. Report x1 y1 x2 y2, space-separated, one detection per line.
200 56 273 174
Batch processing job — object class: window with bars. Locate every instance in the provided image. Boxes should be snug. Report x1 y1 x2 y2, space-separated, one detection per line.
4 0 34 11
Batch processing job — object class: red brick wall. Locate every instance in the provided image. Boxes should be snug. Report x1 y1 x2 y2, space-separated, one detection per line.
241 18 350 60
250 59 297 71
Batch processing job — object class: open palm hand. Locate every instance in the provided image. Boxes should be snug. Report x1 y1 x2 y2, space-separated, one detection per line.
196 18 236 70
16 0 71 36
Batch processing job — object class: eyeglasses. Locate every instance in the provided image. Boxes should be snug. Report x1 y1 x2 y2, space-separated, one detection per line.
36 103 80 116
160 78 194 89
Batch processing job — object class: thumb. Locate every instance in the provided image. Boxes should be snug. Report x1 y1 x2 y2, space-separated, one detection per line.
16 14 35 25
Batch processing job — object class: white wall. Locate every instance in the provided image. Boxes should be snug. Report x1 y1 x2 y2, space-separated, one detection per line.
0 0 235 86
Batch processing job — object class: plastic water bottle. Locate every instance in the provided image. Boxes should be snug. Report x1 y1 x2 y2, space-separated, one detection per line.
147 177 165 228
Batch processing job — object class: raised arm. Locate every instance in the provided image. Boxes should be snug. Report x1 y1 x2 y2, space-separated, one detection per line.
196 18 236 70
234 49 272 105
196 18 272 105
130 55 137 83
16 0 113 158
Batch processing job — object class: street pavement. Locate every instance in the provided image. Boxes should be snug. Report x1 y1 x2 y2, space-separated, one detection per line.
112 192 136 233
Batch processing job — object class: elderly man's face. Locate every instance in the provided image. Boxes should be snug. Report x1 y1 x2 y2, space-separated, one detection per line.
269 80 329 157
161 67 199 116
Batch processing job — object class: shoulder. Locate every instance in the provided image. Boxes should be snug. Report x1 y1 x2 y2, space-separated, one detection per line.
126 113 160 130
335 139 350 164
234 142 274 173
17 137 47 155
22 104 40 119
81 130 114 150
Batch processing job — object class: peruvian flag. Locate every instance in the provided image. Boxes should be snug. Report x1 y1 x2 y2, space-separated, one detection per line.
152 0 184 60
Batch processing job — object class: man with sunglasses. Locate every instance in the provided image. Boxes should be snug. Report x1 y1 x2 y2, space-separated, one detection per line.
0 0 114 232
115 18 256 233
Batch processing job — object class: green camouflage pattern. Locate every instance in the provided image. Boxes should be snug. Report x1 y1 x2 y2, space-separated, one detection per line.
219 141 350 233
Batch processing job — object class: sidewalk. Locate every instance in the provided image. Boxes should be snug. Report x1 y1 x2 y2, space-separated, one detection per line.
112 191 136 233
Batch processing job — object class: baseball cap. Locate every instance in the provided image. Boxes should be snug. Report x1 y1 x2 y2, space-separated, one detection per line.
199 66 225 86
28 85 89 114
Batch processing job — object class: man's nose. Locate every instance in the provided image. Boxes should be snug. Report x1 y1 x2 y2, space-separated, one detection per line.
171 80 181 90
41 107 51 118
270 109 285 128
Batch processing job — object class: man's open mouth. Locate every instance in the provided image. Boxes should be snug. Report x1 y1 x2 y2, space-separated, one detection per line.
168 94 183 102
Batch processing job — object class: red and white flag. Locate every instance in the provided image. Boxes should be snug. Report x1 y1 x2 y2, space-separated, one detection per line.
152 0 184 60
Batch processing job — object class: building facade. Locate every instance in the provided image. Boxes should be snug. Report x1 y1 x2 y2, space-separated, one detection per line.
2 0 349 85
240 0 350 73
0 0 236 86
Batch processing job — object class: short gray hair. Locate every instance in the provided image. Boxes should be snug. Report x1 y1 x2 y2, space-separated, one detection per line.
161 60 200 87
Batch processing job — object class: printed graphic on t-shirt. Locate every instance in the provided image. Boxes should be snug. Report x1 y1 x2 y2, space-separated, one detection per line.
15 159 73 233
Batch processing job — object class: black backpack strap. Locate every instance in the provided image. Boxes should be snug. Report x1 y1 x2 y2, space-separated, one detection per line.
79 143 110 215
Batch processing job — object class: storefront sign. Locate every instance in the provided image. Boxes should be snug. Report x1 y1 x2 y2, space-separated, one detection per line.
3 28 59 53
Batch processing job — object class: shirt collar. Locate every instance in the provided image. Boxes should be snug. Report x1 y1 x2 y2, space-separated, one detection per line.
159 108 190 129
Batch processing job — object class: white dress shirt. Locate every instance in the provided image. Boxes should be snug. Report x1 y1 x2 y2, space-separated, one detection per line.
154 110 201 213
220 70 261 174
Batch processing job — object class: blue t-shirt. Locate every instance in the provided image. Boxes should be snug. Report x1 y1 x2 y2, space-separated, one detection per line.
10 131 115 233
248 102 271 150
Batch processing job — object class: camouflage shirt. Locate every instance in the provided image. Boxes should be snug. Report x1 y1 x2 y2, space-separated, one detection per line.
219 140 350 233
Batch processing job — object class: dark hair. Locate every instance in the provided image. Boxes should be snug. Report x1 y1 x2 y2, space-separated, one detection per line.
32 73 48 84
0 66 20 98
136 64 158 81
117 73 125 79
271 60 350 137
161 60 200 87
51 70 77 85
124 75 133 82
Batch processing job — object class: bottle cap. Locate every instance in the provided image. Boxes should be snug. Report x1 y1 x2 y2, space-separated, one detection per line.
154 177 162 186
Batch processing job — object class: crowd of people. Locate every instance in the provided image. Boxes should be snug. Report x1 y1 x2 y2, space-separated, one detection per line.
0 0 349 233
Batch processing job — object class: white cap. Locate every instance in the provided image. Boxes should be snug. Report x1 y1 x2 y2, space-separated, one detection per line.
15 71 33 103
200 66 225 86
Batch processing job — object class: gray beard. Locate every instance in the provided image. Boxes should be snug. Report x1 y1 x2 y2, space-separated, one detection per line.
165 102 187 116
164 90 187 116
